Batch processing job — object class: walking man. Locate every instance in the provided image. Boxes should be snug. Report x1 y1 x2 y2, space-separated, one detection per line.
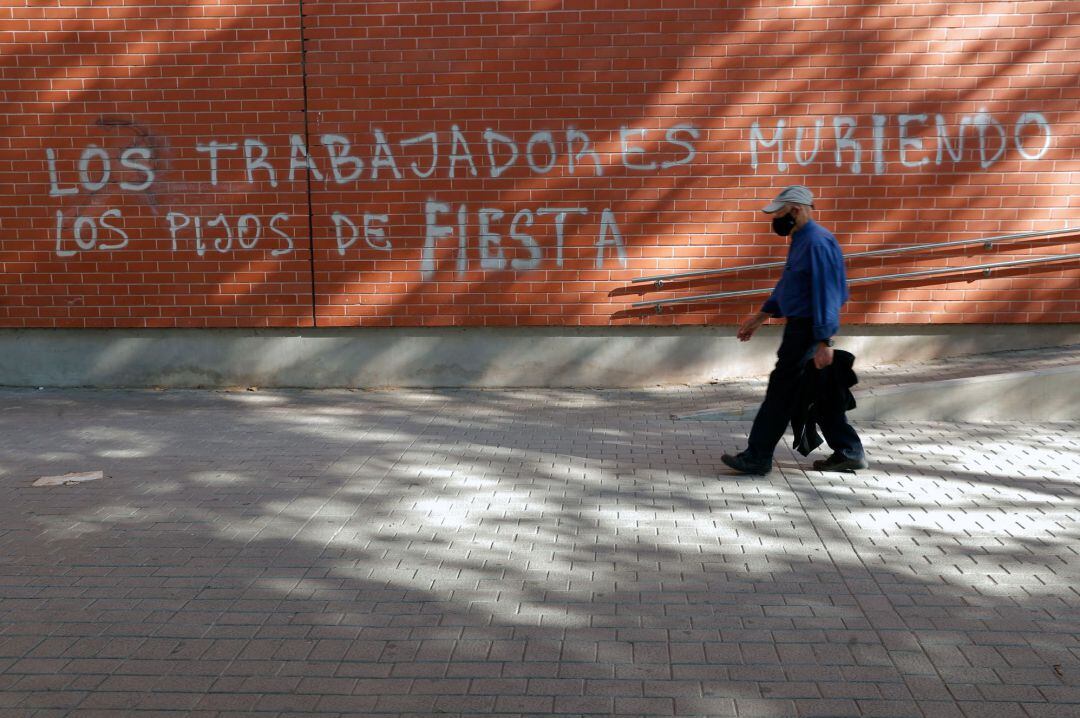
721 185 867 476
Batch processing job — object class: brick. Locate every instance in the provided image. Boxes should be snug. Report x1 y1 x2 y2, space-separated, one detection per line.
1 3 1075 329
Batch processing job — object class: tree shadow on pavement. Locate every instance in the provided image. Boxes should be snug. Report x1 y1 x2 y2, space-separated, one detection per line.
0 388 1077 715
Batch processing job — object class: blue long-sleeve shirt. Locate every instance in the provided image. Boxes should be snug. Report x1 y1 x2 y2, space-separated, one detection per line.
760 220 849 342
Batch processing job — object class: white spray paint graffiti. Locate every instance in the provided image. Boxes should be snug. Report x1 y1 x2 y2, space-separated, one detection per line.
44 111 1054 271
45 123 695 272
53 208 130 257
332 211 392 252
176 125 698 186
411 202 626 280
165 212 294 257
47 145 155 196
750 110 1052 173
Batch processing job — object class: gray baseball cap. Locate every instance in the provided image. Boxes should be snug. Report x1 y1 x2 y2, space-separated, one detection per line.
762 185 814 213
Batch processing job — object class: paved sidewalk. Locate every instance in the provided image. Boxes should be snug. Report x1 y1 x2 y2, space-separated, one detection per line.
0 386 1078 717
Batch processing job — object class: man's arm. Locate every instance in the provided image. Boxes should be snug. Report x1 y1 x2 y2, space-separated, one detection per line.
809 242 845 367
737 310 772 342
813 338 834 369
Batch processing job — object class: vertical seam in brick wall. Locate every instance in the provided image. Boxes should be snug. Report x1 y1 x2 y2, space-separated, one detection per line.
298 0 317 327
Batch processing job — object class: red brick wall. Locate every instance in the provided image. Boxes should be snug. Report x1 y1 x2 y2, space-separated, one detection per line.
2 1 1077 328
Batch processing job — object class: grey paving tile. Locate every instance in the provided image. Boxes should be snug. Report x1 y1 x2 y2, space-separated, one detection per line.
0 385 1076 715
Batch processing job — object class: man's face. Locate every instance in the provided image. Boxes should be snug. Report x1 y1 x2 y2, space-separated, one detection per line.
769 204 800 236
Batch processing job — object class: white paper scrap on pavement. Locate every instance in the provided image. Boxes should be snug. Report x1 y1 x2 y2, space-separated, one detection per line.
32 471 104 487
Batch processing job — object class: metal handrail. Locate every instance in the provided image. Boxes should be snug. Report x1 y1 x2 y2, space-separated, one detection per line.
632 226 1080 287
633 252 1080 311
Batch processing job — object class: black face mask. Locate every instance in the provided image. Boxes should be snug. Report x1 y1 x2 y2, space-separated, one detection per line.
771 211 797 237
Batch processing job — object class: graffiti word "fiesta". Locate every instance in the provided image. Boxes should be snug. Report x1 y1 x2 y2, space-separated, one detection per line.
334 202 626 279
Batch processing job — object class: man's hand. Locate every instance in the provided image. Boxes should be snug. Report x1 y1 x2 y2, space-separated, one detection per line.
737 312 768 342
813 343 834 369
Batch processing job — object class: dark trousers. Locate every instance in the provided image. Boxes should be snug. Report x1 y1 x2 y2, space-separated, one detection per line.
745 318 864 463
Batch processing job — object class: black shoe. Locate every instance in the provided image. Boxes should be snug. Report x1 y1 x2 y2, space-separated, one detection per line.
721 452 772 476
812 453 869 472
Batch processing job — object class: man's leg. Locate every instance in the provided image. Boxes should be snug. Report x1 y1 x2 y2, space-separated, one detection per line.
812 365 867 470
816 408 865 462
743 319 816 465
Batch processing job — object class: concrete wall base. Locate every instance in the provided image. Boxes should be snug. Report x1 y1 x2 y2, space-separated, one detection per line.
850 364 1080 422
2 325 1078 388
